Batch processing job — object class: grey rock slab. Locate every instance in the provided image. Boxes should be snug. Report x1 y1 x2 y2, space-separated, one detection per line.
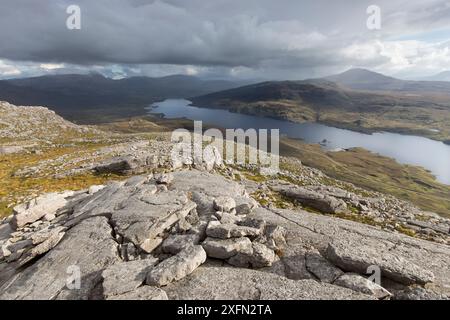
146 245 207 287
249 242 276 268
215 212 242 224
282 252 315 280
111 188 196 250
11 191 74 229
326 240 435 285
250 207 450 295
169 170 247 215
305 251 344 283
206 221 260 239
334 273 392 299
30 226 66 245
227 241 276 269
272 184 347 214
164 266 373 300
107 286 168 300
140 237 164 254
0 216 120 300
162 234 201 254
102 257 159 297
17 228 66 266
202 237 253 259
0 223 13 242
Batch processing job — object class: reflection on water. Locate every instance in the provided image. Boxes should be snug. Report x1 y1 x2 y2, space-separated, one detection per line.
148 99 450 184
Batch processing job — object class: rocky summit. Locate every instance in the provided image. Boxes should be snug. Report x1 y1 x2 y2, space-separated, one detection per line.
0 167 449 300
0 102 449 300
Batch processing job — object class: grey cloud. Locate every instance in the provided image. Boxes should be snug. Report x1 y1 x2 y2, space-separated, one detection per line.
0 0 448 79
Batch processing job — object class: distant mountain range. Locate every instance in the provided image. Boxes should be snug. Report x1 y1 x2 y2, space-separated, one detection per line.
421 71 450 82
0 73 246 123
190 69 450 142
1 68 450 128
323 68 450 94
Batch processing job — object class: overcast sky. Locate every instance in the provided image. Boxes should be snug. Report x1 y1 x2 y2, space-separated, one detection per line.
0 0 449 80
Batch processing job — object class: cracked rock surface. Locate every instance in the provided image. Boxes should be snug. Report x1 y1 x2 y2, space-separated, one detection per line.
0 168 449 300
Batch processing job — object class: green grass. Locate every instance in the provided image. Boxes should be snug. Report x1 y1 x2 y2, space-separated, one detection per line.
280 138 450 218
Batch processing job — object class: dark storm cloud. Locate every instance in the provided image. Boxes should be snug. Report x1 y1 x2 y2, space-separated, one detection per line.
0 0 449 79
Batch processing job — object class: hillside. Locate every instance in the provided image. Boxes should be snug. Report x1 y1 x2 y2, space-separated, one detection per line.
325 68 450 94
190 77 450 142
0 74 245 124
422 71 450 82
0 102 449 300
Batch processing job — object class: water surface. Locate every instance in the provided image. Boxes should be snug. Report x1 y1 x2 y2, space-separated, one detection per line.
148 99 450 184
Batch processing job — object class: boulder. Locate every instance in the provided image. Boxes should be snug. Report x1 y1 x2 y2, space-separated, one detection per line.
334 273 392 299
251 207 449 295
0 216 120 300
202 237 253 259
93 152 157 175
10 191 74 229
249 242 276 268
140 237 164 254
215 212 242 224
17 228 66 266
200 145 223 171
305 251 343 283
227 242 276 268
161 234 201 255
326 240 435 285
213 196 236 213
206 221 260 239
272 185 347 214
111 187 196 252
146 245 206 287
102 258 159 297
263 224 287 251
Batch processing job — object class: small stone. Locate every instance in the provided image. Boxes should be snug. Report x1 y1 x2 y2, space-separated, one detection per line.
43 213 56 222
215 212 242 224
206 221 260 239
264 225 287 251
88 185 105 195
155 173 173 185
146 245 206 286
250 242 276 268
235 203 253 215
213 196 236 213
202 237 253 259
140 237 164 253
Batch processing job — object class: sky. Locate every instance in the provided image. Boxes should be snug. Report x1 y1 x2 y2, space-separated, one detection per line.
0 0 449 80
